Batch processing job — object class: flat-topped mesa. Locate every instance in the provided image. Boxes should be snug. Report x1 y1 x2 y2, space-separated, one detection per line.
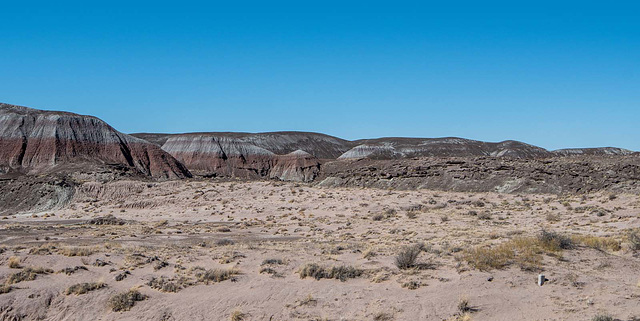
0 103 191 179
338 137 552 159
161 134 321 181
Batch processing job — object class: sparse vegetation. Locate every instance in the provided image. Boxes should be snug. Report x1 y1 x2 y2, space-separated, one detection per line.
109 289 147 312
0 285 13 294
195 267 239 284
537 229 573 251
58 266 88 275
7 256 21 268
402 280 420 290
147 277 182 293
395 244 422 269
373 312 394 321
592 312 614 321
6 267 53 284
628 230 640 251
65 282 106 295
298 263 363 282
215 239 235 246
573 235 621 252
458 297 472 314
261 258 284 266
230 309 246 321
371 213 385 221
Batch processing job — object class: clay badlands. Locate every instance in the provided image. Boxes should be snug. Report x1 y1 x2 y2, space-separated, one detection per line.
0 103 639 321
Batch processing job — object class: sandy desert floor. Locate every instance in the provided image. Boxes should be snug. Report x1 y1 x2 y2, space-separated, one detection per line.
0 180 639 320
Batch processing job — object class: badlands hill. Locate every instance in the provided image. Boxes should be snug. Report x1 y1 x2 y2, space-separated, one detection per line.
135 132 636 163
0 103 191 180
340 137 552 159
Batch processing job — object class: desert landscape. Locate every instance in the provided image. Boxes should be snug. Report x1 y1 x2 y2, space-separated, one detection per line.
0 103 638 320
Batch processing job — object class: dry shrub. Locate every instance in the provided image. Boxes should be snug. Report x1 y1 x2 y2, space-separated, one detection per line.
215 239 235 246
0 285 13 294
261 258 284 266
6 267 53 284
406 211 418 219
58 266 89 275
627 230 640 251
592 313 613 321
298 263 363 282
538 229 573 251
65 282 106 295
402 280 420 290
373 312 394 321
395 244 422 269
147 277 182 293
87 215 126 225
371 213 385 221
108 289 147 312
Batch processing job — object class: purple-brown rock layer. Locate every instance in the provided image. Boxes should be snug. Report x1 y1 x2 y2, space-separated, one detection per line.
0 103 191 179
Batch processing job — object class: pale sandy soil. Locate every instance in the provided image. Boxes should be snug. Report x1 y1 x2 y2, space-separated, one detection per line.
0 180 639 321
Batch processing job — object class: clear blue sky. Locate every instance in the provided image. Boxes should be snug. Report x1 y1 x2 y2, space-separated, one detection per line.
1 1 638 150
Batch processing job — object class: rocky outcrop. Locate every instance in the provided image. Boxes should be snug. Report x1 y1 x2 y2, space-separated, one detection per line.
0 103 191 179
270 150 321 182
338 138 552 159
553 147 634 156
317 156 640 194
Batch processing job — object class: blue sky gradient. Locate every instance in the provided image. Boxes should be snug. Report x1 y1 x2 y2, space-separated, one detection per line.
1 1 638 150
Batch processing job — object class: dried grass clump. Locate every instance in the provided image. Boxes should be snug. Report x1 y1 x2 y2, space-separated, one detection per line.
6 267 53 284
65 282 106 295
108 289 147 312
230 309 246 321
7 256 21 269
463 236 558 271
298 263 363 282
573 235 621 252
28 243 57 255
195 268 239 284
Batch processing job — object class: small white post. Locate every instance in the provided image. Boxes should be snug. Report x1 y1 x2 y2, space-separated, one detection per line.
538 274 545 286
